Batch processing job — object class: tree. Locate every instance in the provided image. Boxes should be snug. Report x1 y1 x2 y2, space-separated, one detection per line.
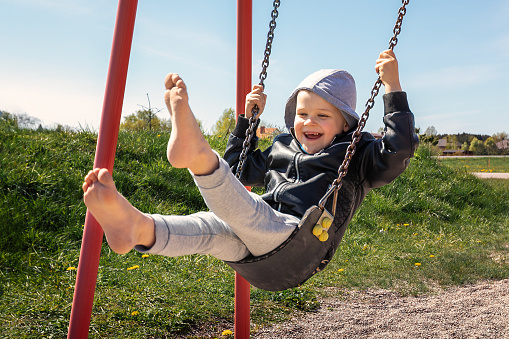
419 126 439 145
469 137 486 155
424 125 438 136
17 113 41 129
492 132 508 143
120 109 171 131
446 135 461 150
212 108 235 138
419 133 438 145
0 111 16 127
484 137 498 155
0 111 40 129
135 93 164 131
461 142 469 152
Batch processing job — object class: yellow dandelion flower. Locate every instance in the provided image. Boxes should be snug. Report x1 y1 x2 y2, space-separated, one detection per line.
127 265 140 271
415 263 421 266
131 311 139 316
66 266 77 271
338 268 344 272
142 254 149 258
413 232 418 236
429 255 435 258
403 223 409 226
222 329 233 336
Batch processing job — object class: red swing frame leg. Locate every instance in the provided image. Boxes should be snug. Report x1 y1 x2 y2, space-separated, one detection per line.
68 0 250 337
235 1 252 338
67 1 138 338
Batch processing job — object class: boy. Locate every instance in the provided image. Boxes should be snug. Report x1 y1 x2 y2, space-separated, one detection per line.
82 49 418 263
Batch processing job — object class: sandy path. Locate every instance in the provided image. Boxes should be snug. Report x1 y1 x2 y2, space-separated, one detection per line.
471 172 509 179
252 279 509 339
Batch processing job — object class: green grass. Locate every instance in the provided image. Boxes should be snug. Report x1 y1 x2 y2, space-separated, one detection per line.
1 126 508 338
438 156 509 173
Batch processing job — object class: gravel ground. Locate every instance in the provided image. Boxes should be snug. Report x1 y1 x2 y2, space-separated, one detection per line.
252 279 509 339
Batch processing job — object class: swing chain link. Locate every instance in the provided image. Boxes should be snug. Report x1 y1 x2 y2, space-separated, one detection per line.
259 0 280 86
319 0 409 210
389 0 409 50
236 0 281 179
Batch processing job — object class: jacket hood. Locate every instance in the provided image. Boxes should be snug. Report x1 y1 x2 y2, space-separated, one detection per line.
284 69 359 131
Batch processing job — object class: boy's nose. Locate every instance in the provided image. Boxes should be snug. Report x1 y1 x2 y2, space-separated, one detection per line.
304 116 317 126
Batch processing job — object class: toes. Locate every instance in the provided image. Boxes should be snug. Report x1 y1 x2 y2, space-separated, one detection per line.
83 168 114 192
174 77 186 91
164 73 186 91
164 73 175 90
97 168 115 187
83 170 98 190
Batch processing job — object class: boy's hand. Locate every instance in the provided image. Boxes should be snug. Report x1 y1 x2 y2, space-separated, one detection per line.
376 49 402 93
245 85 267 119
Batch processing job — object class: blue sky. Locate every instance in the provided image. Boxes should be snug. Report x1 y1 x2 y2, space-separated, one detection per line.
1 0 508 135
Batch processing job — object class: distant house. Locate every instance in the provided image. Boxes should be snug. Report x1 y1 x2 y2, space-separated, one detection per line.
370 132 383 140
257 126 280 139
437 138 462 149
437 137 464 155
496 139 509 151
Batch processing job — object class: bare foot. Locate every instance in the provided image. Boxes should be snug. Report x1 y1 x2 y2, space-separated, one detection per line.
82 168 155 254
164 73 219 175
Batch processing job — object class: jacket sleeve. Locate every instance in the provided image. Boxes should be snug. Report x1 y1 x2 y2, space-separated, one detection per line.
223 115 270 187
357 91 419 188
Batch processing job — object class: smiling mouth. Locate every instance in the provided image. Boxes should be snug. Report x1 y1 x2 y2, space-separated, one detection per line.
304 132 323 140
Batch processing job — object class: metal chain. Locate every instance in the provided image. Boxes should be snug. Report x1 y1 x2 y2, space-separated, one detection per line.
319 0 410 209
259 0 280 86
236 0 281 179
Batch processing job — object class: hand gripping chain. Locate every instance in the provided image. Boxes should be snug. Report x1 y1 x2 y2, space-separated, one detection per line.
319 0 410 211
235 0 280 179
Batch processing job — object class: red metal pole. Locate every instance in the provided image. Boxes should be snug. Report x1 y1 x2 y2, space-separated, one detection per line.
67 1 138 338
235 0 252 338
236 0 253 120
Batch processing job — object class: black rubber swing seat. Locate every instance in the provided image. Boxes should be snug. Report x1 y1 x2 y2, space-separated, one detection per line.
225 205 349 291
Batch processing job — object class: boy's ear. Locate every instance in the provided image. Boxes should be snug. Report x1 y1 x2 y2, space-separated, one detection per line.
344 121 350 131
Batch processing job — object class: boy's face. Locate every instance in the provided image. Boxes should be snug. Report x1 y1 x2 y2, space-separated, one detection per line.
294 90 349 154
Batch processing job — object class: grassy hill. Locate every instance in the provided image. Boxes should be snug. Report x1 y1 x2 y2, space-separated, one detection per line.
1 125 508 338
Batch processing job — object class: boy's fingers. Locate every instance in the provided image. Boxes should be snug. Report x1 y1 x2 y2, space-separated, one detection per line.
251 84 265 94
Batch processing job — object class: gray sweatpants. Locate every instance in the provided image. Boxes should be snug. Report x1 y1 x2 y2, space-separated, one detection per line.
135 154 299 261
